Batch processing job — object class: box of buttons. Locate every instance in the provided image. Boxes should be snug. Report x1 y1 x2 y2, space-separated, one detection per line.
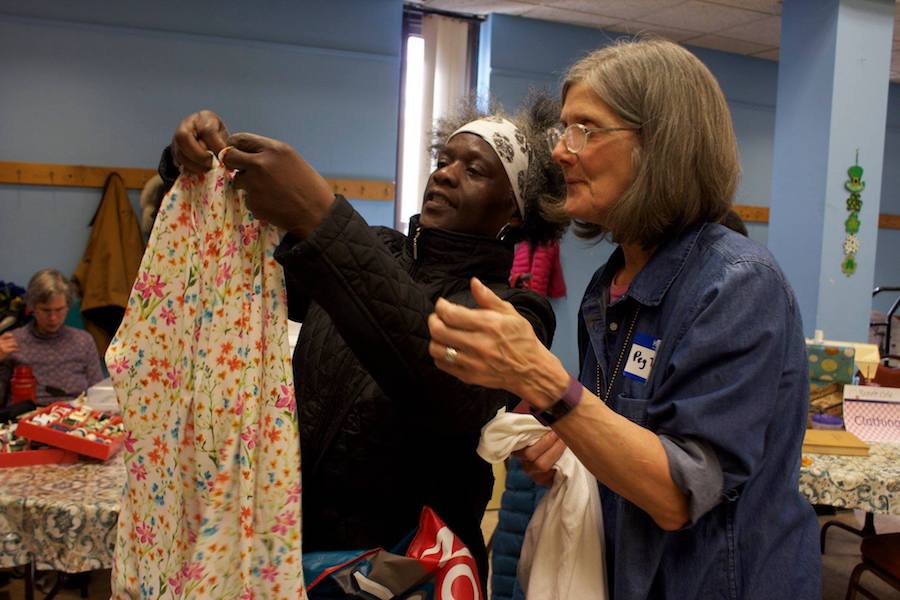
0 421 80 467
15 401 125 461
0 446 80 468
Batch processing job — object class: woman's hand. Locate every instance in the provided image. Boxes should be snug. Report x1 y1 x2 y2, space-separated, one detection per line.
515 430 567 487
171 110 229 174
221 133 335 238
0 333 17 360
427 277 569 410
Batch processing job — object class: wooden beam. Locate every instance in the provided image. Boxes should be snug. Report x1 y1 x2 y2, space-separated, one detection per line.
733 204 900 231
734 204 769 224
0 160 395 201
329 178 395 201
879 213 900 230
0 161 157 190
0 161 895 222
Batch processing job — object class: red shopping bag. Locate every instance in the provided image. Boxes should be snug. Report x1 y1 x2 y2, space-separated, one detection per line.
406 507 481 599
306 506 483 599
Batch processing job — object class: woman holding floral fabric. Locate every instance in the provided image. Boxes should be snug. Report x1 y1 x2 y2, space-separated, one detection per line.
160 94 568 587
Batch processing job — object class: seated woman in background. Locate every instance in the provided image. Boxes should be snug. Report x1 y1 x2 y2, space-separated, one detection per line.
0 269 103 406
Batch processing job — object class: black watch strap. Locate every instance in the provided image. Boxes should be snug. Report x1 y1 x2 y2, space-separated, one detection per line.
530 375 583 426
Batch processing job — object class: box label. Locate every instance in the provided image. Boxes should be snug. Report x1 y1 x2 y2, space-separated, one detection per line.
843 385 900 442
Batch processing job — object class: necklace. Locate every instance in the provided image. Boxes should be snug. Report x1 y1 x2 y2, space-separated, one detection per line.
595 306 641 402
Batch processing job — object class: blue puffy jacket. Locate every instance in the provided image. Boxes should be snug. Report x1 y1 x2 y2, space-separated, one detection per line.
490 457 546 600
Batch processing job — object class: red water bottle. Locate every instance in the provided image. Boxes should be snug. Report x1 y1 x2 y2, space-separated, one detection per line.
10 365 36 404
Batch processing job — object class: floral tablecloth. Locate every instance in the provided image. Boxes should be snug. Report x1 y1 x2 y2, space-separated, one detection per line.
800 442 900 514
0 456 125 572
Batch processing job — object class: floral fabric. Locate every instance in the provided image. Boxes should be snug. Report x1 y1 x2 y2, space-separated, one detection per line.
107 157 304 599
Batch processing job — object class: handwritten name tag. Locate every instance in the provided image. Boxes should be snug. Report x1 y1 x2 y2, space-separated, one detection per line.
623 333 660 383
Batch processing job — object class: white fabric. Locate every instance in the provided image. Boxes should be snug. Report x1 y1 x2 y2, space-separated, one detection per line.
478 409 608 600
450 117 530 218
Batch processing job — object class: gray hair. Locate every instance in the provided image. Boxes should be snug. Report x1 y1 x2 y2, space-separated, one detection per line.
563 37 740 246
25 269 75 308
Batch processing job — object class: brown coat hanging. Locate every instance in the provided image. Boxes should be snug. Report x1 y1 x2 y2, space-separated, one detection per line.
72 172 145 356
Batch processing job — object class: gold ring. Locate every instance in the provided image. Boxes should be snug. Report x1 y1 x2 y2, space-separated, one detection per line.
445 346 458 364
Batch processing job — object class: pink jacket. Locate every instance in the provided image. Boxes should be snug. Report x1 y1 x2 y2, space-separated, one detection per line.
509 241 566 298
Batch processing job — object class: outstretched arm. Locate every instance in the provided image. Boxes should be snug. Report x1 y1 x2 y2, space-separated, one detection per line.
275 199 551 433
428 278 689 529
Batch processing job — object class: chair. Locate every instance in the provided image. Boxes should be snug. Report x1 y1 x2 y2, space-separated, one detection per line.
845 533 900 600
871 362 900 388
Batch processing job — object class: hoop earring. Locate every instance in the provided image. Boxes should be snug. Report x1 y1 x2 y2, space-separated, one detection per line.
496 223 513 241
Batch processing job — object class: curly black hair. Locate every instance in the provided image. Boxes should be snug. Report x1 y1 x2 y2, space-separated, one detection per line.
431 91 569 246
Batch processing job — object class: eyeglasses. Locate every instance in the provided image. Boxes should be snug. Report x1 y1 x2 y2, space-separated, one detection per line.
546 123 640 154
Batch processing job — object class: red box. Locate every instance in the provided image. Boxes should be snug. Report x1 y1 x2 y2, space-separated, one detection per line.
16 402 124 461
0 446 80 468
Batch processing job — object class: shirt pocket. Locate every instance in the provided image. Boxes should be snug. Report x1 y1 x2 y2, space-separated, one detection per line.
615 393 649 426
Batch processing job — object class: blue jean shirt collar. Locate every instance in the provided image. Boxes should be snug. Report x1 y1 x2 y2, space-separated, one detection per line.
616 222 708 307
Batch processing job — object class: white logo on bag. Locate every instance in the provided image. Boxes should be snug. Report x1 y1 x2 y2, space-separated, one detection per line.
420 526 474 565
441 563 479 600
420 526 480 600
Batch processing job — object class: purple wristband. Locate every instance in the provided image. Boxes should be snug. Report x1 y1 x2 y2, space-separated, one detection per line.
530 375 583 426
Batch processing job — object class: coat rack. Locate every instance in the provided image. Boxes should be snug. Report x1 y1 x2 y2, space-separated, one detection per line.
0 160 395 201
0 160 897 227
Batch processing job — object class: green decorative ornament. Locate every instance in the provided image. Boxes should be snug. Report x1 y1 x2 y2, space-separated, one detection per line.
841 152 864 277
845 165 865 194
845 212 861 234
841 254 857 276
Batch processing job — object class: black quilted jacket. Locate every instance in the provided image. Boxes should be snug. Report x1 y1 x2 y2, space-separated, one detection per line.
274 196 555 582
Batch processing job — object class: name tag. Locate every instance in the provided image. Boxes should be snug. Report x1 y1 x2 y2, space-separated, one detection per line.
623 333 660 383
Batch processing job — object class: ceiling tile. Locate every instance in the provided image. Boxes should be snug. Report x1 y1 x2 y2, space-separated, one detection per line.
545 0 687 21
418 0 538 15
608 20 700 43
637 0 769 33
719 15 780 46
697 0 781 16
686 34 772 56
415 0 898 81
520 5 621 29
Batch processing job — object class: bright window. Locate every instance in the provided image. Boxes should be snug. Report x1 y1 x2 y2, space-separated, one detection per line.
399 35 425 233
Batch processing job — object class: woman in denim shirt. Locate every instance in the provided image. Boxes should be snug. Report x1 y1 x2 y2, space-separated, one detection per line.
428 38 821 599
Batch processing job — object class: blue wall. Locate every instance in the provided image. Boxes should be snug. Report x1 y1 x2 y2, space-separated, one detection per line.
875 86 900 318
480 14 900 372
1 4 897 361
0 0 402 288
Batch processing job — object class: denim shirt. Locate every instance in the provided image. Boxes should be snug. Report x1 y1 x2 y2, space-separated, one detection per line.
578 223 821 599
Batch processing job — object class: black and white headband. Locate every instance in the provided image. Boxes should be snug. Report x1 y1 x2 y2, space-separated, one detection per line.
449 117 530 218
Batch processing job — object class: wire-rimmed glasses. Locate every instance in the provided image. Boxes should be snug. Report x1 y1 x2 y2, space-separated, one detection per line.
546 123 640 154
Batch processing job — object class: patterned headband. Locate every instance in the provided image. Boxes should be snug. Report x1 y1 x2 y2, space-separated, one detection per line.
449 117 530 218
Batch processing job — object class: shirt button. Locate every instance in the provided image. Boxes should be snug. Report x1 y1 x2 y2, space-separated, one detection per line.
609 322 619 332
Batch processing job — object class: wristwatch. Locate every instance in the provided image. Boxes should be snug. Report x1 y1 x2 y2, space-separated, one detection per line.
530 375 583 426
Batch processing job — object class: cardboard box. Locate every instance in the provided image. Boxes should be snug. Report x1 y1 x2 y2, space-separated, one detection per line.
842 384 900 443
16 402 124 461
802 429 870 456
807 343 856 387
0 446 80 468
